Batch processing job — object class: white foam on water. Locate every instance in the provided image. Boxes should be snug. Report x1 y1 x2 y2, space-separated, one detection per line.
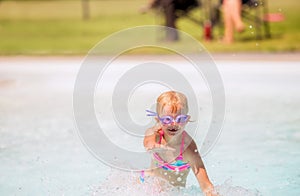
91 169 261 196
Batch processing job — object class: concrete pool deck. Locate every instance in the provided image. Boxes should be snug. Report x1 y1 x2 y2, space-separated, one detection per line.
0 52 299 63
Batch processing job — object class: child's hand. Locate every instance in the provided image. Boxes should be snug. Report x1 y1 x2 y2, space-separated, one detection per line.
204 188 219 196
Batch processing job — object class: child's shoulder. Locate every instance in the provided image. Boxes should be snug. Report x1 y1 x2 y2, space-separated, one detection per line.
183 131 198 150
183 132 201 161
183 131 193 143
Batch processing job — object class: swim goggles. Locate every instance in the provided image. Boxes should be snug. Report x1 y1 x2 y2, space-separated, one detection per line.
146 110 189 125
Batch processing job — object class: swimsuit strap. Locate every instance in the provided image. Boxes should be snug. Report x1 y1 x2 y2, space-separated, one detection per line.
180 131 186 154
153 131 190 172
176 131 186 160
157 130 186 160
158 129 163 144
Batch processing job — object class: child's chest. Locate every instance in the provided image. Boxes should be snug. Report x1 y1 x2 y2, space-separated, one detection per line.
156 150 183 163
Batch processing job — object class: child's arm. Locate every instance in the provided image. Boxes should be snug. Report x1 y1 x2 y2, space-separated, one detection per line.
143 126 175 152
143 127 159 150
185 138 217 196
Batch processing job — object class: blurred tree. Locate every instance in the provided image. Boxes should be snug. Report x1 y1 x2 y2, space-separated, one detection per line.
82 0 90 20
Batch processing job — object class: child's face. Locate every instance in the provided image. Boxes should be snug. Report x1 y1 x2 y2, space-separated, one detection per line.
157 105 190 136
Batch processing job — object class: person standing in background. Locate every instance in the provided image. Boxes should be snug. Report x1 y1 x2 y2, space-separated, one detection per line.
140 0 199 41
222 0 245 43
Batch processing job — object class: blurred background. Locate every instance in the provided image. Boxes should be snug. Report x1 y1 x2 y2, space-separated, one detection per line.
0 0 299 55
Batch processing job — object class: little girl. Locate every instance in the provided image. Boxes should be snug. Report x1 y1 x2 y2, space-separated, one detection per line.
143 91 217 195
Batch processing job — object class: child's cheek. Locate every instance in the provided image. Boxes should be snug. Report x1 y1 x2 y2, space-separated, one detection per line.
161 125 169 131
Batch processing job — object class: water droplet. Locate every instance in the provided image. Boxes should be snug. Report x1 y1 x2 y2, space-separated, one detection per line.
249 25 253 29
164 172 168 175
194 149 198 152
177 177 182 182
171 181 175 184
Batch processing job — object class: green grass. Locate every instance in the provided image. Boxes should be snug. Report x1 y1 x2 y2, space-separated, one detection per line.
0 0 299 55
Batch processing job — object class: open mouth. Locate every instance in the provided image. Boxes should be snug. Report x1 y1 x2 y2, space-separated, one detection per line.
167 128 178 133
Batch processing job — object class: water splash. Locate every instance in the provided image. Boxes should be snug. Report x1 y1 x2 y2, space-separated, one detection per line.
91 169 177 196
215 179 261 196
91 169 261 196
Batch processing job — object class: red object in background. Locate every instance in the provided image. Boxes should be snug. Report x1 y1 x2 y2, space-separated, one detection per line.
263 13 285 22
204 21 212 41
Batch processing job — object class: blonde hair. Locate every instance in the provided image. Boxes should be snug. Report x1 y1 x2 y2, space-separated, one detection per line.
156 91 189 115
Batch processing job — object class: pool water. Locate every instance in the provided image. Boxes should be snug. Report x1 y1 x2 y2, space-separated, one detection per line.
0 56 299 195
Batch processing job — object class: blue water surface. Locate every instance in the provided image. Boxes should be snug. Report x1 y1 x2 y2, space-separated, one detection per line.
0 56 299 195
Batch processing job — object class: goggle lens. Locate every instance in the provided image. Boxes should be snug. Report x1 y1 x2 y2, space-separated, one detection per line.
159 115 189 125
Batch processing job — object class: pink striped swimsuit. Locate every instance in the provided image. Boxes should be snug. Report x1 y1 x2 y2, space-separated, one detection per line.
153 131 191 172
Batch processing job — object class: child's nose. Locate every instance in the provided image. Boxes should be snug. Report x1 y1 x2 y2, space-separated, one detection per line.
170 120 176 125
